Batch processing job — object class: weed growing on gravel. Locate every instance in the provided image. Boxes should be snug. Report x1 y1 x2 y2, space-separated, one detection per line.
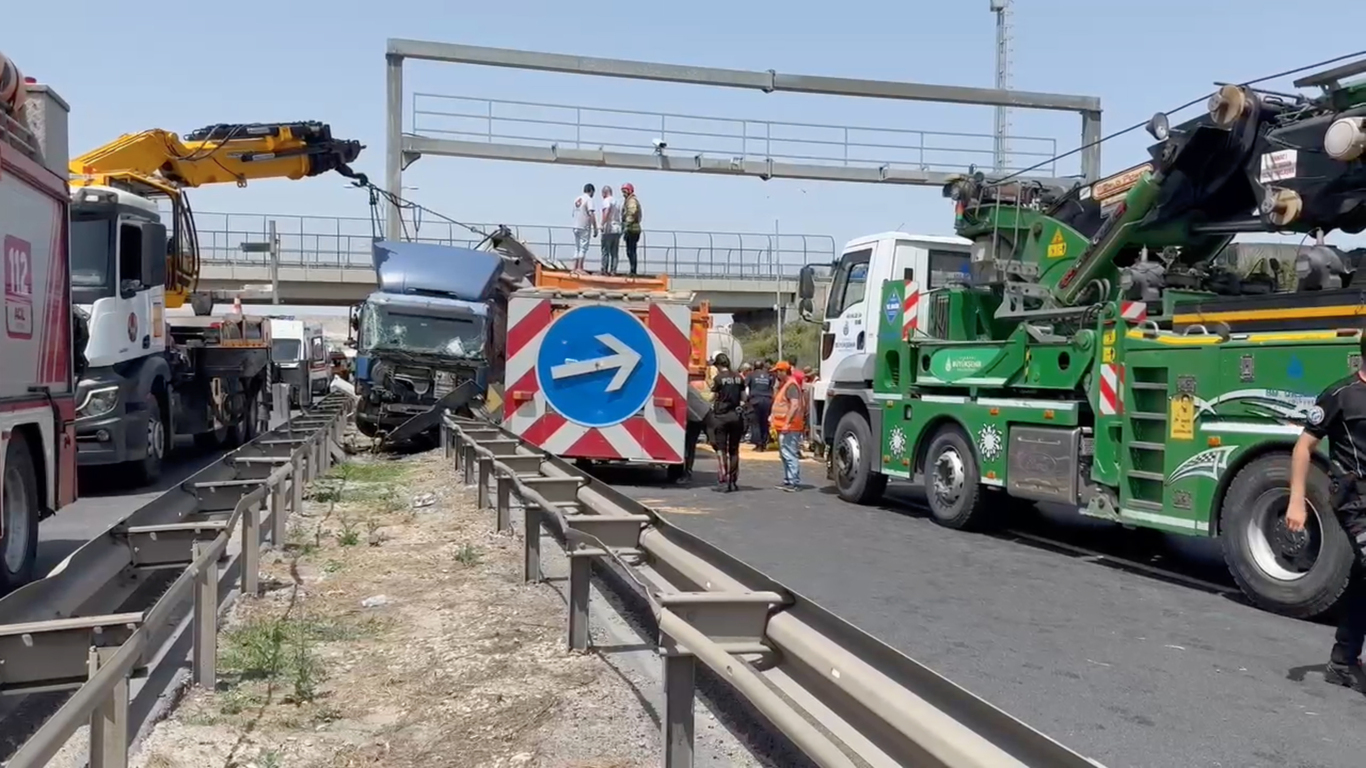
219 614 331 706
335 514 361 546
455 543 481 566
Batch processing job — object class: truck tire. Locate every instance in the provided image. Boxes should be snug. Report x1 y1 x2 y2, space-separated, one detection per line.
131 393 166 485
922 426 993 531
832 412 887 505
0 435 40 592
1220 454 1352 619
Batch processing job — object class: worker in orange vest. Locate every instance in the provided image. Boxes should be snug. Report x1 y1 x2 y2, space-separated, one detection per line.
769 360 805 490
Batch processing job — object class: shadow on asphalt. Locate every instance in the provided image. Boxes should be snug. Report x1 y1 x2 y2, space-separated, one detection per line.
587 448 1344 627
74 437 225 497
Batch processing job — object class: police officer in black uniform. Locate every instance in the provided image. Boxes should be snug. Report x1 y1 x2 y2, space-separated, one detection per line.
1290 354 1366 691
709 353 746 493
746 360 776 450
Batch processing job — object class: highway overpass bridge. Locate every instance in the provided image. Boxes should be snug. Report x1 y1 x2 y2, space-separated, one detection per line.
197 212 836 319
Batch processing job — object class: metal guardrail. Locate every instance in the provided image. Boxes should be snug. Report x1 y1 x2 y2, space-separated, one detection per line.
411 93 1062 177
440 414 1098 768
0 392 352 768
193 211 838 280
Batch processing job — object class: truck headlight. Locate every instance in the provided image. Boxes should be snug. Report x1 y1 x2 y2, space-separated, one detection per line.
78 386 120 419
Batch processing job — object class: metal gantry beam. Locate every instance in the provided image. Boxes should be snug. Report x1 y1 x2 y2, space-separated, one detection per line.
384 38 1104 239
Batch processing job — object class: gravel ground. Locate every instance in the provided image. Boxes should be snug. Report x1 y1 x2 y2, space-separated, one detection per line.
126 446 762 768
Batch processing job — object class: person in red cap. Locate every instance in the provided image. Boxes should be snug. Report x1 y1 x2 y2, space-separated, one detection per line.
620 183 643 276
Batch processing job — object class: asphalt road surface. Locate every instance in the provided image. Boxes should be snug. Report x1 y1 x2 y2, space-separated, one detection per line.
597 445 1366 768
39 438 227 577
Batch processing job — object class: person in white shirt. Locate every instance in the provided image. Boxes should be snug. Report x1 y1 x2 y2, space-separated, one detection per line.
571 183 597 272
598 185 622 274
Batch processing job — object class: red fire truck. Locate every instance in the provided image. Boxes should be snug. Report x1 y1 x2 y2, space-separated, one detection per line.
0 52 78 591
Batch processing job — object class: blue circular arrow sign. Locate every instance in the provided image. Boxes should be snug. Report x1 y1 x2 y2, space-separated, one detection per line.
536 305 659 428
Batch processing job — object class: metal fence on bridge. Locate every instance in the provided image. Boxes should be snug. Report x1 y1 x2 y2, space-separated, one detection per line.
410 94 1062 177
195 212 838 280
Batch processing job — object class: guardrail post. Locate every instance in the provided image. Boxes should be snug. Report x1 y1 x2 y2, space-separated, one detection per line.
87 647 129 768
462 443 477 486
477 456 492 509
192 541 217 688
442 421 452 459
524 503 542 583
568 555 591 651
241 499 260 597
662 650 696 768
271 480 288 546
495 473 511 532
291 453 305 515
452 430 464 473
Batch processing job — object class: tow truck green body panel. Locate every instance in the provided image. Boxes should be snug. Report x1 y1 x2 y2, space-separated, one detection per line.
828 60 1366 619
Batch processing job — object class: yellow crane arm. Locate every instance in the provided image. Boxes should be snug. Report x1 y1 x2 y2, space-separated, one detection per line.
68 122 366 311
69 121 365 190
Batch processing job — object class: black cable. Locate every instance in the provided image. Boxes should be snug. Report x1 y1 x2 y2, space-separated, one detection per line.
990 48 1366 187
351 178 491 241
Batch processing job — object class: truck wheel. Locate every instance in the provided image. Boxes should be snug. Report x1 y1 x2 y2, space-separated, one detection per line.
0 435 40 592
665 463 687 482
132 394 166 485
1220 454 1351 619
922 427 992 530
832 412 887 505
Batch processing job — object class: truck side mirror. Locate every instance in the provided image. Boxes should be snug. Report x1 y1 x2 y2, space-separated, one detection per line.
798 265 816 301
798 297 815 322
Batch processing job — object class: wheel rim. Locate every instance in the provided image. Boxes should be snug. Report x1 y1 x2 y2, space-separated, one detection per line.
3 461 30 573
1243 488 1322 582
834 432 862 486
147 413 165 461
932 448 966 508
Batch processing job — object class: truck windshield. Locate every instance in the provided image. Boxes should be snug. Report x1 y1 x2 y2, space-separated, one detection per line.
70 218 115 300
363 306 485 359
272 338 302 362
826 248 871 318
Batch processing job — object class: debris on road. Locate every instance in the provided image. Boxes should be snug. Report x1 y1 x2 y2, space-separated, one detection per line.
128 447 676 767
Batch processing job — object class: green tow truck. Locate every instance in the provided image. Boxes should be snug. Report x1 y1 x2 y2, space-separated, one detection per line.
828 61 1366 618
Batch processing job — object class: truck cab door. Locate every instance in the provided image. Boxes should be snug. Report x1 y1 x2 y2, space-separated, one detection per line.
117 219 168 357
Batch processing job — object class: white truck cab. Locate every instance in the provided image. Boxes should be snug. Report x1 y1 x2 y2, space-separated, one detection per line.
805 231 971 454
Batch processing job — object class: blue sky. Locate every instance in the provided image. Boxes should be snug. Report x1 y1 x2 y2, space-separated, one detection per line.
10 0 1366 256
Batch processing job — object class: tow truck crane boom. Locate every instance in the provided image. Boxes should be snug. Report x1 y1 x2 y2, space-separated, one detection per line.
69 122 365 310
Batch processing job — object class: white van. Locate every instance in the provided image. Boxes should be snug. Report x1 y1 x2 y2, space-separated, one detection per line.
269 319 329 407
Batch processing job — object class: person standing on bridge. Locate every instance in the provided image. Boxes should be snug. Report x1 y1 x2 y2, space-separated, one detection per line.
770 360 805 491
1289 352 1366 692
709 352 746 493
571 183 597 273
599 185 622 275
620 183 643 276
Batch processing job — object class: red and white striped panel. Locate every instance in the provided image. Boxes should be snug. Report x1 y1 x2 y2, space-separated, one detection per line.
1119 301 1147 323
503 292 692 463
1098 363 1124 416
902 279 919 340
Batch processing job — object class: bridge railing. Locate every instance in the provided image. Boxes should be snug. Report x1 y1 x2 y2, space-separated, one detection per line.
195 212 837 280
410 93 1061 176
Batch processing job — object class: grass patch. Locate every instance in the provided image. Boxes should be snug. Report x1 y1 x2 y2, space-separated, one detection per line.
331 461 411 484
218 614 343 705
455 543 481 566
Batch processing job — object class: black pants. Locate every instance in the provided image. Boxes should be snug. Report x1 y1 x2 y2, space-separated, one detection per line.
749 398 772 448
683 417 707 473
1333 483 1366 664
624 231 641 275
710 410 744 484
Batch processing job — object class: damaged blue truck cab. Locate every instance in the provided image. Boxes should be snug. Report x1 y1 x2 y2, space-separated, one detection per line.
353 240 504 442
